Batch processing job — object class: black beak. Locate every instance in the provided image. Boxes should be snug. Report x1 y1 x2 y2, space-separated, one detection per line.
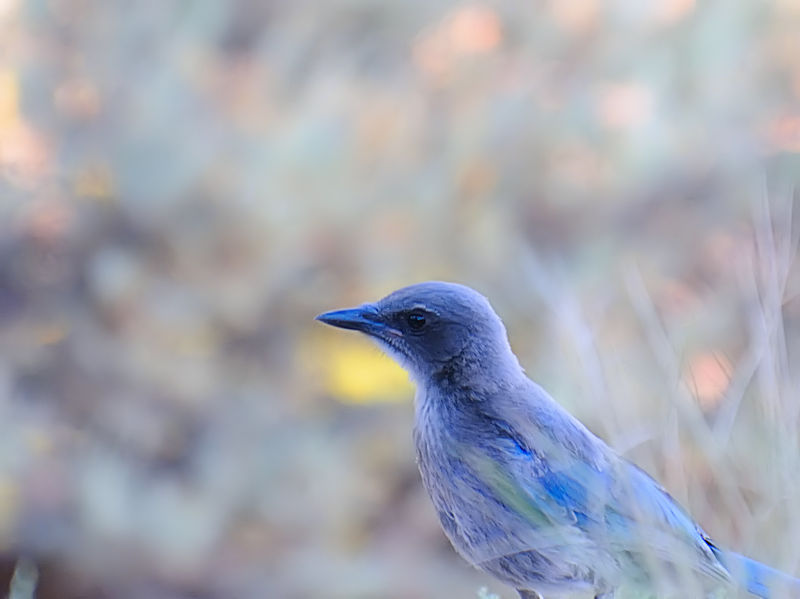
315 305 401 338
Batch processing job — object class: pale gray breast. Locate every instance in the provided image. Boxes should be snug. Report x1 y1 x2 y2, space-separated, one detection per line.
413 388 555 566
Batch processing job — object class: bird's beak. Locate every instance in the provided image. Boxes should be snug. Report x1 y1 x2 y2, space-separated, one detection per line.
315 304 401 338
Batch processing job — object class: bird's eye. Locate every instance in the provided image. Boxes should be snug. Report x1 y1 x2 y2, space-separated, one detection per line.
406 312 427 331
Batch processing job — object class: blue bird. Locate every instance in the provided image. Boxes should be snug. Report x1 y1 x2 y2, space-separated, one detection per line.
317 281 800 599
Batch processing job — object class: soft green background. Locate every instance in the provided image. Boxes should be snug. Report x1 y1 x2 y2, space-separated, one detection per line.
0 1 799 597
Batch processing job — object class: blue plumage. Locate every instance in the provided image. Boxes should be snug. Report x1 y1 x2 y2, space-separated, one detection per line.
317 282 800 598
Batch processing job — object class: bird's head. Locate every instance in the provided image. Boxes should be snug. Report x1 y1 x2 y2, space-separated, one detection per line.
316 281 521 387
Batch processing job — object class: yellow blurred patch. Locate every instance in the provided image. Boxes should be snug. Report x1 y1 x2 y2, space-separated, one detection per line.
327 338 413 403
0 68 19 131
305 330 413 404
0 477 19 547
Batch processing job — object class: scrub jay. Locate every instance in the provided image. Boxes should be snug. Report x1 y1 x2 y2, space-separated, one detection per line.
317 281 800 598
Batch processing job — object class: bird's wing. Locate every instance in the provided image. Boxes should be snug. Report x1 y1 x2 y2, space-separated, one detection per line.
602 461 732 583
456 440 607 570
460 419 731 586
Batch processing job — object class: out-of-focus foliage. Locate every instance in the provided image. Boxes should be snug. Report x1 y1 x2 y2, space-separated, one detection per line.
0 0 799 597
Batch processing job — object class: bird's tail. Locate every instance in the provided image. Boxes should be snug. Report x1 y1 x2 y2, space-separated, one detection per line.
710 546 800 598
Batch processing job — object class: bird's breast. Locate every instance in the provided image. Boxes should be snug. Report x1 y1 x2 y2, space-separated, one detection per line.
413 388 532 565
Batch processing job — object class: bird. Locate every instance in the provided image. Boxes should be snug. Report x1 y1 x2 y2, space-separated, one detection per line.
316 281 800 599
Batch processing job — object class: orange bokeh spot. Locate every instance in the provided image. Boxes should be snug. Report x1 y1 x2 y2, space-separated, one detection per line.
684 352 732 411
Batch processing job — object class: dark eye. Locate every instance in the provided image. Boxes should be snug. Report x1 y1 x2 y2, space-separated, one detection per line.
406 311 427 331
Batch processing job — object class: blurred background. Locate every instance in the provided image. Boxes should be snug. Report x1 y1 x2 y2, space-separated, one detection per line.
1 1 799 597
